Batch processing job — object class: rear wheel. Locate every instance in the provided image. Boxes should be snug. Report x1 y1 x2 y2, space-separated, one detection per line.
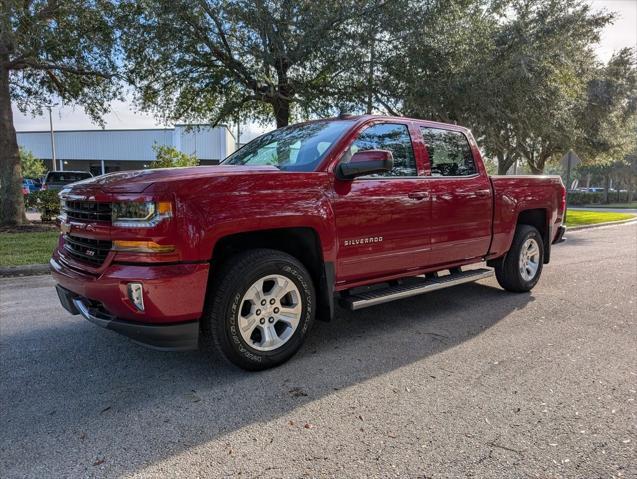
202 249 315 370
495 225 544 292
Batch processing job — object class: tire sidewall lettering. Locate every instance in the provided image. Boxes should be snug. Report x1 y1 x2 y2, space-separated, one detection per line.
226 262 313 363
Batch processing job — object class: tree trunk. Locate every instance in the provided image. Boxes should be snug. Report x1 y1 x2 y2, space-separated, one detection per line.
497 160 509 175
272 97 290 128
0 61 26 225
497 153 516 175
603 174 610 204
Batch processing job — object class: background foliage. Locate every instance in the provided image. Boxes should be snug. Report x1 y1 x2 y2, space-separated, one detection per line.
151 144 199 168
19 148 46 179
1 0 636 226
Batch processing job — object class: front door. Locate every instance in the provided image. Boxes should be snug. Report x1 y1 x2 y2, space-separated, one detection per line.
330 122 431 285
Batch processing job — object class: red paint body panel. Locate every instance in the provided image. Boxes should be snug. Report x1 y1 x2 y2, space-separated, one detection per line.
51 115 565 327
50 251 209 323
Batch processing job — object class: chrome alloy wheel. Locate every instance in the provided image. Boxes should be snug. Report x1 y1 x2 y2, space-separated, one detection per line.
519 238 540 281
237 274 303 352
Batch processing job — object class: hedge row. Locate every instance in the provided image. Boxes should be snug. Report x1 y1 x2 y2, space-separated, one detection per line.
567 192 603 205
567 191 632 205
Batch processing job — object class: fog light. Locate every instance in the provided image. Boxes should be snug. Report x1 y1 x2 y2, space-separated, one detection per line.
127 282 145 311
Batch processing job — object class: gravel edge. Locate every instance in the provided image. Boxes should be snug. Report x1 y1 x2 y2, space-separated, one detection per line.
0 263 51 278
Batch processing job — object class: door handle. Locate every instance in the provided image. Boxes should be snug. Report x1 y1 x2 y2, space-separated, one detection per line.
408 192 430 200
475 190 490 198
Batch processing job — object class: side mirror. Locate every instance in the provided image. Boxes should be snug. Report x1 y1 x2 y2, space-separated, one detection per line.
337 149 394 180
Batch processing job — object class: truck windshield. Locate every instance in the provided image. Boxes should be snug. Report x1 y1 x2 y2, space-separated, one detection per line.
222 120 354 172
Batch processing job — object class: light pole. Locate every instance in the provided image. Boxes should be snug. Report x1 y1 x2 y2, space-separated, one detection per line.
46 104 58 171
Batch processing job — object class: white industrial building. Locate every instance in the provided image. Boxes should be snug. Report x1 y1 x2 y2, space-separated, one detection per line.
17 124 236 176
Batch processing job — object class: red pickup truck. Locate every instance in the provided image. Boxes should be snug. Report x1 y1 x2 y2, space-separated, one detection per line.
52 115 566 370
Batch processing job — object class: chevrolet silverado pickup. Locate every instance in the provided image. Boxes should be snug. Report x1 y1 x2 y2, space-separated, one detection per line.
52 115 566 370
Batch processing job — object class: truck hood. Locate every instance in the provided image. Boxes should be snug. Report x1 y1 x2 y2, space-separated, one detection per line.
68 165 280 193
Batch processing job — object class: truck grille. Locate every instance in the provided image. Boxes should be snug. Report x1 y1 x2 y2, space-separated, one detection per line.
63 200 112 222
63 235 112 266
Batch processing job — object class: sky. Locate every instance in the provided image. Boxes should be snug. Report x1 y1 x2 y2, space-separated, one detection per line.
12 0 637 142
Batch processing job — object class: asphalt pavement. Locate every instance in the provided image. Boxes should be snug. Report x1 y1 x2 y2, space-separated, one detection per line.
1 223 635 478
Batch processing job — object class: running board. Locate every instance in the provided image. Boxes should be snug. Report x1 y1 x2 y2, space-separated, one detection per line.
341 268 494 311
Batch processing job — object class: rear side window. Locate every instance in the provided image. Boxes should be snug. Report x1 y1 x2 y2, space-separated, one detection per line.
421 127 477 177
347 123 416 177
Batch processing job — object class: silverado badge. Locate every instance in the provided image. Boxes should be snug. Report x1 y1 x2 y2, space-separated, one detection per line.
344 236 383 246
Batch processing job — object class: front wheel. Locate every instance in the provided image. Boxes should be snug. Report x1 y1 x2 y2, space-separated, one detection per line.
495 225 544 292
202 249 315 370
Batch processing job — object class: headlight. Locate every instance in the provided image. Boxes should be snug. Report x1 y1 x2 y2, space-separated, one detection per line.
112 201 172 228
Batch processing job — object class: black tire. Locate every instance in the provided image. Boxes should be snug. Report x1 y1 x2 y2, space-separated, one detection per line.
495 224 544 293
202 249 315 371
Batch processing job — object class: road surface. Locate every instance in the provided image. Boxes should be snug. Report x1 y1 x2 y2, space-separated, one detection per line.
1 223 635 478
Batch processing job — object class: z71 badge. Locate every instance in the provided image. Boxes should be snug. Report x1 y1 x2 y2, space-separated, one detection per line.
344 236 383 246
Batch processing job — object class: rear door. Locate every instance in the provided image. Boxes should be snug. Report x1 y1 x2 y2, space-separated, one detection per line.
331 121 431 284
418 126 492 267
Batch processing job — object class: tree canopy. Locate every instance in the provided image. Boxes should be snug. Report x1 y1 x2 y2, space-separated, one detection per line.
2 0 636 226
385 0 635 174
1 0 120 225
118 0 389 128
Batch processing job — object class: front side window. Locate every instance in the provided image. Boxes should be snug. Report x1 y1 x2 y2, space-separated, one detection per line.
223 120 354 172
421 127 477 177
343 123 417 177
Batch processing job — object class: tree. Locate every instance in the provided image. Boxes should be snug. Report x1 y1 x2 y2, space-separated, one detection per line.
577 48 637 165
1 0 120 225
19 148 46 179
386 0 615 174
118 0 389 129
151 144 199 168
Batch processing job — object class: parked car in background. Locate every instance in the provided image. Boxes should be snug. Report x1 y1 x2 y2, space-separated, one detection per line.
22 178 42 194
51 115 566 371
42 171 93 191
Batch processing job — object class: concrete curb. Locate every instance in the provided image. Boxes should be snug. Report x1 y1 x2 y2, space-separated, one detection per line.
566 218 637 232
0 264 50 278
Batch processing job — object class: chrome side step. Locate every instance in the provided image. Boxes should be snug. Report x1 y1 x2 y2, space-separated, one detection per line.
341 268 494 311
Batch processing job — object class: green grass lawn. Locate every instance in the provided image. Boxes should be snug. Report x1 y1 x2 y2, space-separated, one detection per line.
0 231 59 267
566 209 636 227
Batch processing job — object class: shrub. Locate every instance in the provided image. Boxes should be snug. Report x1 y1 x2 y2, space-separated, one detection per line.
25 190 61 222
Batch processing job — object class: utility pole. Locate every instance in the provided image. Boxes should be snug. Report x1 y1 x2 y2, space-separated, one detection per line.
46 105 57 171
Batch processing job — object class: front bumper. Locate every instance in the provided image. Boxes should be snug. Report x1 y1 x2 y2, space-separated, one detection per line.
51 253 209 350
56 285 199 351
